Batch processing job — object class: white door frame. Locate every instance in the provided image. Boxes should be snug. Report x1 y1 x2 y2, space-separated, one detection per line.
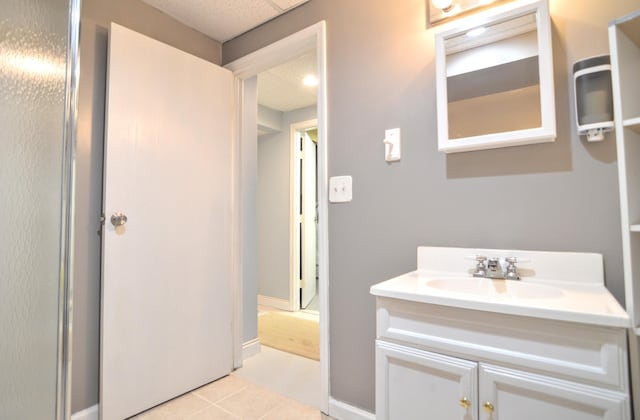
291 118 318 311
225 21 329 412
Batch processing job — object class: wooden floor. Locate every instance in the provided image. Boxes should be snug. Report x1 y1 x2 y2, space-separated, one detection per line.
258 311 320 361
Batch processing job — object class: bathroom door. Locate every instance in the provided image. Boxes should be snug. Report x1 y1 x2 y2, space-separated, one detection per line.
101 23 234 420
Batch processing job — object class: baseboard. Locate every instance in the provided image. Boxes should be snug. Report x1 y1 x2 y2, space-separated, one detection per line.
258 294 290 311
328 397 375 420
71 404 99 420
242 338 261 360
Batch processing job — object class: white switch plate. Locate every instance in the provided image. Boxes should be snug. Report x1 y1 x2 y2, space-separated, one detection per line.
329 176 352 203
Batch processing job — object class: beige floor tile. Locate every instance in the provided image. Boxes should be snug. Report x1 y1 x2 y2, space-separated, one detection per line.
232 346 320 408
215 383 287 419
189 405 240 420
260 398 322 420
193 375 248 404
136 393 211 420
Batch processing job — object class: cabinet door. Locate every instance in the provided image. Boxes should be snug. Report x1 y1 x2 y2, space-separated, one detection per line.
376 340 477 420
478 364 630 420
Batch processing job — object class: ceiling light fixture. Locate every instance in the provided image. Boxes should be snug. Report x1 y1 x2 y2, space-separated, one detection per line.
302 74 318 87
432 0 455 12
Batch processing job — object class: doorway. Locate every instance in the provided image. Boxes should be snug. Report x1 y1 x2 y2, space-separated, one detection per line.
225 21 329 413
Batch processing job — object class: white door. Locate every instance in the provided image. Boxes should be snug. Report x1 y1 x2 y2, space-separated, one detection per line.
376 341 478 420
300 131 317 308
479 363 630 420
101 23 234 420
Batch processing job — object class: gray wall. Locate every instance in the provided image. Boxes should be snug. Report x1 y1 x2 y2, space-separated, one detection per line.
258 104 284 133
258 105 317 301
72 0 221 412
223 0 640 412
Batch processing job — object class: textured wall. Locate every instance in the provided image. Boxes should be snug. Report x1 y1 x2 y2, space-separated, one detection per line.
72 0 222 412
0 0 71 417
223 0 640 412
258 105 317 301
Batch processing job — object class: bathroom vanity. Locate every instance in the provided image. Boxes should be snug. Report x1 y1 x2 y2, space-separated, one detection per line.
371 247 630 420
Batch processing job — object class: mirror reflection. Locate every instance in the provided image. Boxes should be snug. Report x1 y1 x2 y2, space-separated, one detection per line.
445 12 542 140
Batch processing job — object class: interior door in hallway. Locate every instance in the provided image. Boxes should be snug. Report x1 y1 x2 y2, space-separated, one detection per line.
300 131 317 309
101 23 234 420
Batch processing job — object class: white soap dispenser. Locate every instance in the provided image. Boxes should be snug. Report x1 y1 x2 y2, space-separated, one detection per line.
573 55 614 142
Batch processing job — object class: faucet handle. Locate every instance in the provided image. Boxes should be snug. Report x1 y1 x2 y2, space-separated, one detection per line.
471 255 487 277
504 257 521 280
505 256 531 264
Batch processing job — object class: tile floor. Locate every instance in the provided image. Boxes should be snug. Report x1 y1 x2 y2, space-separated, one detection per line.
131 374 328 419
131 346 329 419
233 345 320 408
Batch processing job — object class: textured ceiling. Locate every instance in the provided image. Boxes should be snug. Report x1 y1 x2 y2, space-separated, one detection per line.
142 0 316 112
142 0 310 42
257 51 317 112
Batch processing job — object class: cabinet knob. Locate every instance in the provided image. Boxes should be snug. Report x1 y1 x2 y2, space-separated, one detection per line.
483 401 494 414
459 397 471 409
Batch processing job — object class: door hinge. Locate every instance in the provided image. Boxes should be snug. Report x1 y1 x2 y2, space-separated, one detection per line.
97 214 105 236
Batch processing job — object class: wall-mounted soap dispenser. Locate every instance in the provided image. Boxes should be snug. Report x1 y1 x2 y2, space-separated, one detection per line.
573 55 614 142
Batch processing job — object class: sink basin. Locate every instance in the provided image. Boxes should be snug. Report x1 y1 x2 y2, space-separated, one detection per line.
426 277 563 300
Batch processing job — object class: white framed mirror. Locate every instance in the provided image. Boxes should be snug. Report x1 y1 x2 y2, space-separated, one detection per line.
435 0 556 153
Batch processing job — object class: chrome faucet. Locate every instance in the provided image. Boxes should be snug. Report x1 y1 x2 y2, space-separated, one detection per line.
486 258 503 279
471 255 521 280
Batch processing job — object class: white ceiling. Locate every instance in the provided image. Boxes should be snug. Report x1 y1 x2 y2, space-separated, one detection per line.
257 51 317 112
142 0 310 42
142 0 317 112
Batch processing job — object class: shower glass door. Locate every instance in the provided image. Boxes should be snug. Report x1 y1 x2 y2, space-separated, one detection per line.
0 0 79 418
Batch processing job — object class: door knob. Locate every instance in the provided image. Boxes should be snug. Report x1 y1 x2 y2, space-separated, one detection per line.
110 212 128 227
459 397 471 409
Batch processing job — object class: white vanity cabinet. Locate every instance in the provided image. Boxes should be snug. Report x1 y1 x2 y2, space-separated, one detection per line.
374 298 630 420
478 364 628 420
376 341 477 420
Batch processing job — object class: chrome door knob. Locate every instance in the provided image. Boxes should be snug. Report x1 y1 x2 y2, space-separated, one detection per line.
110 212 128 227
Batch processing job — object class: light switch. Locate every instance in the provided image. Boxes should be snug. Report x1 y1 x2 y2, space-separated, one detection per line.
384 128 401 162
329 176 352 203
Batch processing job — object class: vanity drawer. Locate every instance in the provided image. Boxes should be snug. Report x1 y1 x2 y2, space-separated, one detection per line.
376 297 629 391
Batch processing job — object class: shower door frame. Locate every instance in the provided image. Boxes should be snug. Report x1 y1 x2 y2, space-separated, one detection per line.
57 0 82 418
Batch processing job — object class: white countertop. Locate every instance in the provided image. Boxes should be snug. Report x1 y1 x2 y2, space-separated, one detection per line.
371 269 629 328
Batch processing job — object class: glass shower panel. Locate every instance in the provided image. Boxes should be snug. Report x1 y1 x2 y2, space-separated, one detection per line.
0 0 74 418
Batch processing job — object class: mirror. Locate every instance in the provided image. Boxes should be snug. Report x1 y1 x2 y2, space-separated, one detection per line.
435 0 555 153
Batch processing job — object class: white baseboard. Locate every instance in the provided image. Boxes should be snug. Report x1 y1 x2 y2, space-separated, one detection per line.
258 294 291 311
71 404 99 420
328 397 375 420
243 338 261 360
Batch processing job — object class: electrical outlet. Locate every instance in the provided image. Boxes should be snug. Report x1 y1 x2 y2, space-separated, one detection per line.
329 176 352 203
